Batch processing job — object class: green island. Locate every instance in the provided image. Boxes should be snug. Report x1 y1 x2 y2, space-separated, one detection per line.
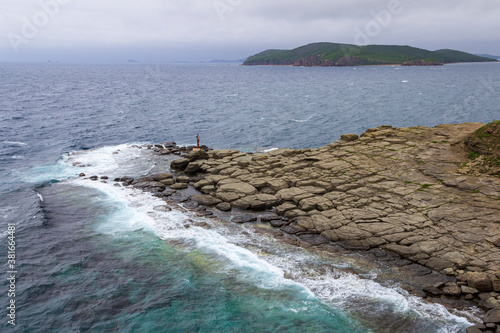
243 42 498 66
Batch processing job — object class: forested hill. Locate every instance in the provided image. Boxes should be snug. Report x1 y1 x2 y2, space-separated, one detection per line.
243 43 498 66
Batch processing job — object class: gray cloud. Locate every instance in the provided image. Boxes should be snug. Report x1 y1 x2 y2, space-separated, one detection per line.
1 0 499 62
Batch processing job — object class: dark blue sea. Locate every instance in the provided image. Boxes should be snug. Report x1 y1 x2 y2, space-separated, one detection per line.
1 62 499 332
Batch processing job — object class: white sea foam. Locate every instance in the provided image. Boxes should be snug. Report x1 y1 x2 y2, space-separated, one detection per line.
58 144 473 331
20 144 152 184
0 206 15 238
294 270 472 331
71 179 156 234
290 114 314 123
61 142 310 294
72 176 312 295
65 144 154 179
2 141 28 146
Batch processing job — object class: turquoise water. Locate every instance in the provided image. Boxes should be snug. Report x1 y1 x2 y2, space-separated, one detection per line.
26 180 367 333
0 144 473 332
2 62 496 332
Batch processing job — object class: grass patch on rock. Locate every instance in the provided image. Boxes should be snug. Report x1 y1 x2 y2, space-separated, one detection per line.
458 121 500 176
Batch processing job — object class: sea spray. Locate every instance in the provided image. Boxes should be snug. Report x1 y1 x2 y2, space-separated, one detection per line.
57 144 474 332
3 143 474 332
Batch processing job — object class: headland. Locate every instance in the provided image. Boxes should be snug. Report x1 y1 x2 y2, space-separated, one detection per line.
86 121 500 331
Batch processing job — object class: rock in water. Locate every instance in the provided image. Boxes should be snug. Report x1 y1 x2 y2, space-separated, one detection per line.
170 183 188 190
216 202 231 211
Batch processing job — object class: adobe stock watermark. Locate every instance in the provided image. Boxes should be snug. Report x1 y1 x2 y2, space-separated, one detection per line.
213 0 244 21
6 223 17 326
354 0 403 46
7 0 71 54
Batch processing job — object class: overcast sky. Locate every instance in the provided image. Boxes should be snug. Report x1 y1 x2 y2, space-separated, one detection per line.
1 0 499 62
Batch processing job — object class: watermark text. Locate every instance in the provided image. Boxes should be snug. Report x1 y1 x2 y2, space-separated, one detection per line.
6 223 16 326
213 0 244 21
7 0 71 53
354 0 402 46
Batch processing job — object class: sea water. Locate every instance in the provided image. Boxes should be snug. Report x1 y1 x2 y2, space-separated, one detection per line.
1 62 499 332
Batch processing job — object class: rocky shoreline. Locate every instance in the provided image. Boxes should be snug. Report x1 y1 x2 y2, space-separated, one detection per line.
83 122 500 332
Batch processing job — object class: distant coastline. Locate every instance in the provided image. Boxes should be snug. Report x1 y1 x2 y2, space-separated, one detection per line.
243 42 498 67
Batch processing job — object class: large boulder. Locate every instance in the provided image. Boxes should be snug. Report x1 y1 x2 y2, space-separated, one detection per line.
133 181 165 192
185 161 203 174
465 326 482 333
190 195 222 206
276 188 314 203
483 309 500 323
217 182 258 199
216 202 232 211
151 173 173 181
276 202 298 215
295 215 341 234
187 149 209 161
170 183 188 190
216 192 241 202
298 196 334 211
170 158 190 170
159 178 175 186
231 194 280 210
211 149 239 159
266 179 289 192
467 272 492 291
194 177 218 190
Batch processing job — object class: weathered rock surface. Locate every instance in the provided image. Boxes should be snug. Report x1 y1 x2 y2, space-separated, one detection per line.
118 129 500 329
340 134 359 142
465 121 500 158
170 183 188 190
183 122 500 289
232 194 280 210
190 194 222 206
187 149 209 161
151 173 173 181
170 158 190 170
484 309 500 323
